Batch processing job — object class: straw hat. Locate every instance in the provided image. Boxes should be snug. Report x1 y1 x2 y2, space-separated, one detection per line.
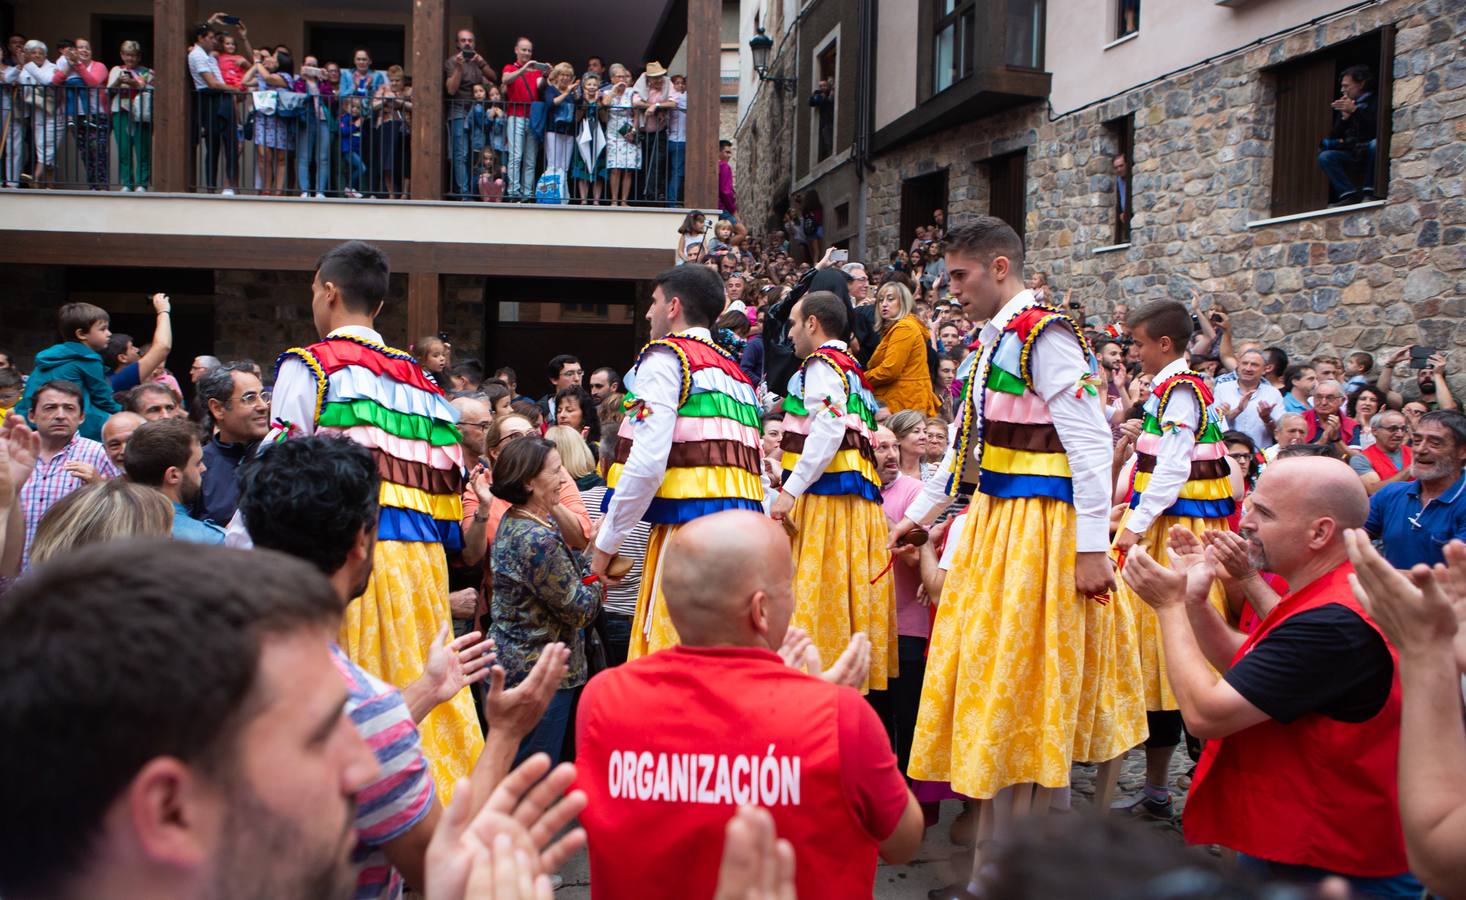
644 60 667 78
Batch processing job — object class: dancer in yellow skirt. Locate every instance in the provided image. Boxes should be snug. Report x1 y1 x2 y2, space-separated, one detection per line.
769 291 896 692
890 219 1145 896
1110 300 1239 819
266 241 483 800
592 265 765 658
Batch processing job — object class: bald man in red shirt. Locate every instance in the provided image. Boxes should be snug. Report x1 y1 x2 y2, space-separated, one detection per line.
574 510 923 899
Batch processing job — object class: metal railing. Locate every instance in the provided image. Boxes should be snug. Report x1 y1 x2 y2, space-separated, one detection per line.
189 86 415 198
1 83 154 191
442 96 688 206
1 80 691 206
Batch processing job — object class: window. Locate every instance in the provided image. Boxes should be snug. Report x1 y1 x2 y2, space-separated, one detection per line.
1267 28 1392 217
813 42 837 160
1105 114 1134 243
1116 0 1140 40
1005 0 1045 69
934 0 976 94
901 170 949 251
835 202 851 230
985 150 1028 242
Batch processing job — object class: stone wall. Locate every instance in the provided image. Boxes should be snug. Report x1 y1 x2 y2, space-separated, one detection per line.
210 270 410 369
732 83 799 234
764 0 1465 397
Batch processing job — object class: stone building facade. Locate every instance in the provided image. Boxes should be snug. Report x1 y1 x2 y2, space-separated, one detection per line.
736 0 1466 396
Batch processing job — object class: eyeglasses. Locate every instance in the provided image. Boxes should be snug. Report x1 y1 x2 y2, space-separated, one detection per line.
460 420 492 431
494 431 530 448
1376 424 1409 433
1226 452 1253 462
236 391 267 406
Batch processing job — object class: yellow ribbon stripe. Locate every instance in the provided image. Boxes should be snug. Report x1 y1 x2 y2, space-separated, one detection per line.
379 481 465 520
1131 470 1234 501
606 463 764 501
780 448 880 483
978 443 1074 478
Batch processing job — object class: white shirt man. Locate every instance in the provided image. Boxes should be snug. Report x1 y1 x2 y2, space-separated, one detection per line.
1214 349 1283 449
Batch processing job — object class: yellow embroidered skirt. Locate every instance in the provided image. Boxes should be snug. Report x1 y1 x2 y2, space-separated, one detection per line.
339 539 485 804
628 523 684 660
909 495 1146 799
788 492 898 693
1114 510 1230 712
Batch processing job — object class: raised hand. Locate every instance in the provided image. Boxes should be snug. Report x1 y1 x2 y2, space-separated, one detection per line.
1121 546 1184 610
1345 530 1466 672
812 633 871 689
713 806 798 900
1166 525 1220 606
0 415 40 498
484 643 570 741
1201 529 1255 581
421 623 497 707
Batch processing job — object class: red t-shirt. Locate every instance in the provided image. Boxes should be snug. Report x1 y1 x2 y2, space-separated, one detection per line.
501 62 542 117
575 645 910 900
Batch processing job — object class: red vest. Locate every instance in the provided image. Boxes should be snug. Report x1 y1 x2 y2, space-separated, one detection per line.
574 646 880 900
1184 563 1407 876
1362 443 1411 480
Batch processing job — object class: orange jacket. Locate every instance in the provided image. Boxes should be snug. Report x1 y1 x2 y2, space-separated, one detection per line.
864 315 939 416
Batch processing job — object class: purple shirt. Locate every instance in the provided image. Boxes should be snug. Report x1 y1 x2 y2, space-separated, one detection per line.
20 433 119 569
881 474 929 638
718 159 736 214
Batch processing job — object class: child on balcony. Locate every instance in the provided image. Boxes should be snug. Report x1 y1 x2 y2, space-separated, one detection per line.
571 72 607 205
476 147 504 202
338 94 365 197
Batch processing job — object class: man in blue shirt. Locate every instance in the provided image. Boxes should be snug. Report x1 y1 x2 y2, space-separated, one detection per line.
123 418 226 544
1366 410 1466 569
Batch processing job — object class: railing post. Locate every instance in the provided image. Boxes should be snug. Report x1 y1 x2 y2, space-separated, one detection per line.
684 0 720 210
408 271 441 342
152 0 187 192
411 0 445 201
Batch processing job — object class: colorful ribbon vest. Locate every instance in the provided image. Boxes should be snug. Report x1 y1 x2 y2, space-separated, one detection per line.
605 334 765 525
277 335 466 550
1129 371 1235 520
949 306 1095 504
778 346 882 505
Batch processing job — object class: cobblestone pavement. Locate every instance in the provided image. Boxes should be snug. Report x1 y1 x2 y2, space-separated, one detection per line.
554 746 1192 898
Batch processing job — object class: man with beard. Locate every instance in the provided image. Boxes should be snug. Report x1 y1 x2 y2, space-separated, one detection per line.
1366 410 1466 568
124 418 225 544
1122 456 1419 895
0 542 381 900
237 435 576 898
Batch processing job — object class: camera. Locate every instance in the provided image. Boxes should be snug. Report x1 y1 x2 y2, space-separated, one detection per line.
461 48 474 60
1210 313 1224 325
1409 346 1436 369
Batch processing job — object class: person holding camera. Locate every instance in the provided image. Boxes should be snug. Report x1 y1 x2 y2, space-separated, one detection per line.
1317 64 1377 205
500 37 545 202
445 29 497 199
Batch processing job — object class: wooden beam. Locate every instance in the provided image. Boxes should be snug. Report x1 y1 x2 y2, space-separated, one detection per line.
410 0 446 200
0 232 673 280
683 0 720 209
407 271 440 340
152 0 188 192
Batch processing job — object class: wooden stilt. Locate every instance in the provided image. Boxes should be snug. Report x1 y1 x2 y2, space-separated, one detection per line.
1094 757 1123 811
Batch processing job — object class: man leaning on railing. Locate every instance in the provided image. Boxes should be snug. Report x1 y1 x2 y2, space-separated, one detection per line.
188 22 243 195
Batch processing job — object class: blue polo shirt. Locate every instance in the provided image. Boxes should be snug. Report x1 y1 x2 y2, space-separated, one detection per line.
172 500 226 545
1365 470 1466 569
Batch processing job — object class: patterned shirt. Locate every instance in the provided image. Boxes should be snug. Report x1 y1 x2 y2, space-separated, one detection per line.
489 513 601 689
20 433 119 569
329 644 435 900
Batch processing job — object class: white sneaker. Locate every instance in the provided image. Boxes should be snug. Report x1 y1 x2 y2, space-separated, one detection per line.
345 188 362 198
121 186 132 192
314 192 326 199
300 191 310 198
135 186 146 192
221 188 236 196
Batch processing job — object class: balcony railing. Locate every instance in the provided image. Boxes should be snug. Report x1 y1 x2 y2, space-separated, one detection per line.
1 83 154 191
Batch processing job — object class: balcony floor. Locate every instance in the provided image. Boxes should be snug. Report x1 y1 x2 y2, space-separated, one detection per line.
0 190 689 279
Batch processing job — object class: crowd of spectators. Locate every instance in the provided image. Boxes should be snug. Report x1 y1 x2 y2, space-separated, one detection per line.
2 20 698 204
2 215 1466 898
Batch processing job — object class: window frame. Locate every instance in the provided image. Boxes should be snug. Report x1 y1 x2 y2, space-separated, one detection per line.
932 0 977 96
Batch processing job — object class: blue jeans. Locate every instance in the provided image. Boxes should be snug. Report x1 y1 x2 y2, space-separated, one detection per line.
514 687 574 766
343 151 365 192
296 117 331 194
1317 139 1375 199
506 115 540 199
601 613 633 668
449 116 471 198
1236 854 1423 898
668 140 686 204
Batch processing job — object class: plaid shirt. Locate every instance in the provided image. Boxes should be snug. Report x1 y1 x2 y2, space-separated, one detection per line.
20 432 119 569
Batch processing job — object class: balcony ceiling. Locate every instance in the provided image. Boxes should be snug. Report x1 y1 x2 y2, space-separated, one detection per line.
450 0 680 74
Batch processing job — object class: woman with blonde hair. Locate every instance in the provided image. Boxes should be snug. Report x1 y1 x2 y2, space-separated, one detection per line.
545 424 602 490
29 480 172 566
542 62 578 179
885 409 930 481
865 279 939 416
